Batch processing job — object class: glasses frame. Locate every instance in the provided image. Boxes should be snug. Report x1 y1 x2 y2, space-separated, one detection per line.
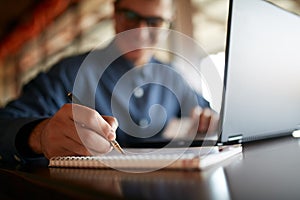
116 8 172 28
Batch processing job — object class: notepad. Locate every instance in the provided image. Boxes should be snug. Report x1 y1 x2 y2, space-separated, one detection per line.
48 145 242 171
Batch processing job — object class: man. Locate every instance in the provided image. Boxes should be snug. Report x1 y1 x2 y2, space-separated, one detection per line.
0 0 216 164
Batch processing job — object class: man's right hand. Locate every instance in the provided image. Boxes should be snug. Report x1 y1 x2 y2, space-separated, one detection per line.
28 103 118 159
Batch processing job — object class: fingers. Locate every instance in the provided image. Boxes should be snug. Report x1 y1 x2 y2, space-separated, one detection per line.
39 104 118 159
207 112 219 133
70 104 117 141
76 125 113 153
191 106 219 134
198 108 212 133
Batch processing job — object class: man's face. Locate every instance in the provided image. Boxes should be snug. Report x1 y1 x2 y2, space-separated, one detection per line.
113 0 173 65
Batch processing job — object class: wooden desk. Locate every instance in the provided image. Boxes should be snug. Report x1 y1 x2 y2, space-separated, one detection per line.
1 135 300 200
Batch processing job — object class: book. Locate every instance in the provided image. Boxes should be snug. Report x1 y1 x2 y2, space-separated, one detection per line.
48 144 242 171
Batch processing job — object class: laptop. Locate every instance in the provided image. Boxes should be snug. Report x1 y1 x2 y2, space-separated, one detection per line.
220 0 300 144
126 0 300 148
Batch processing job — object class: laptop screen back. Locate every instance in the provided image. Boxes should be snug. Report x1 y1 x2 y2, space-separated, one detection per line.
220 0 300 143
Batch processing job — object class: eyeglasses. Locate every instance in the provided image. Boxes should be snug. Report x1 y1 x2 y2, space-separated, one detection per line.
116 8 172 28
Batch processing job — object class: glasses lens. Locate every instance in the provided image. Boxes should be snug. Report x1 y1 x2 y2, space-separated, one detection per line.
118 9 170 27
123 10 139 21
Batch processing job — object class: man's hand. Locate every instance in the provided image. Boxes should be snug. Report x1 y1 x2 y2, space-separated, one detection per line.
162 107 219 139
191 106 219 134
29 104 118 159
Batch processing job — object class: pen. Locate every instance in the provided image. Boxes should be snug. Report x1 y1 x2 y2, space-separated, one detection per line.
67 92 125 155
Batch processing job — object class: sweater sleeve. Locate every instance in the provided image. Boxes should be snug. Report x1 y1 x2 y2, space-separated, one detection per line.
0 118 45 164
0 55 84 164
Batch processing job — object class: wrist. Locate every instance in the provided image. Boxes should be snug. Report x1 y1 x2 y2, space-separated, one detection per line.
28 119 49 154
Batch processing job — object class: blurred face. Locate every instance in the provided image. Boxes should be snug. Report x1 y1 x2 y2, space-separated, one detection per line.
114 0 174 65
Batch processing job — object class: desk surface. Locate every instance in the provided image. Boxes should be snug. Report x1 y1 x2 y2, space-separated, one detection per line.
1 135 300 200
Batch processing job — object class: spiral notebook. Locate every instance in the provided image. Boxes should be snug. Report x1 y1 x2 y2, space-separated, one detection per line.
48 145 242 171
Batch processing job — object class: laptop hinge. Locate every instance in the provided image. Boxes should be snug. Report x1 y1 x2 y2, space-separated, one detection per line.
217 134 243 146
226 134 243 144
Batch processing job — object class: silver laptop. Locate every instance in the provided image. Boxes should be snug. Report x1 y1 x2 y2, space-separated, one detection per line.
219 0 300 144
126 0 300 148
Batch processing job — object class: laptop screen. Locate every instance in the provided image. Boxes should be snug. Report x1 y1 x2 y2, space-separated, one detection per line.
220 0 300 143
